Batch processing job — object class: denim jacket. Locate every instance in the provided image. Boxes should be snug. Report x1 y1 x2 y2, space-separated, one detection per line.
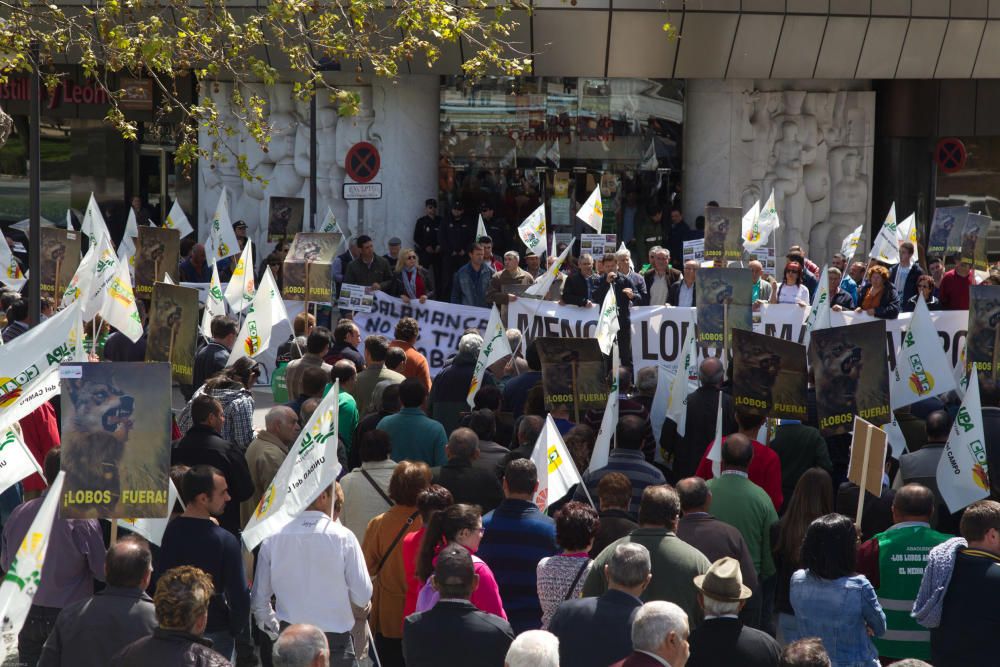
789 570 886 667
451 262 494 306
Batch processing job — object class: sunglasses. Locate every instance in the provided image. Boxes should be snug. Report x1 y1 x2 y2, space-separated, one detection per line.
786 269 800 274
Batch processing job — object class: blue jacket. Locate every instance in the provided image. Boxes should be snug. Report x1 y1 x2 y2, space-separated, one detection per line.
451 262 494 306
377 407 448 467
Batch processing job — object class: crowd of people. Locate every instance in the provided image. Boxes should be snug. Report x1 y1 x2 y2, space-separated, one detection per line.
0 196 994 667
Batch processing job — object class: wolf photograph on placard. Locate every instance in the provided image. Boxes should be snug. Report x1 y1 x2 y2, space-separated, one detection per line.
135 226 180 296
703 207 743 262
809 320 890 437
282 232 340 301
928 206 968 258
961 213 991 270
268 196 305 242
732 329 807 420
60 362 171 519
695 268 753 351
145 283 199 384
967 285 1000 393
39 228 81 299
535 337 608 416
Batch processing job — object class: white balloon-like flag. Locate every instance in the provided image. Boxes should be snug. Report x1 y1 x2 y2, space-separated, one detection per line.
530 415 585 512
890 294 955 409
576 185 603 233
937 370 990 513
869 203 900 265
467 306 512 408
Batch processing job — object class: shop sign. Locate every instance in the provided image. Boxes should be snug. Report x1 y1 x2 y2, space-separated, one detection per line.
343 183 382 200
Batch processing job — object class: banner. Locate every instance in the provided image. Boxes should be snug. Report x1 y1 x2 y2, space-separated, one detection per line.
118 479 182 546
242 381 342 551
146 283 200 384
961 213 990 271
937 369 990 513
59 362 171 519
809 320 890 436
703 207 744 263
870 203 900 265
468 306 512 408
732 329 807 420
134 226 181 298
38 228 80 300
695 268 753 350
0 427 43 497
928 206 968 258
163 200 195 239
891 295 956 409
594 285 619 355
61 233 118 321
0 471 65 660
224 238 256 313
536 337 608 416
530 415 584 511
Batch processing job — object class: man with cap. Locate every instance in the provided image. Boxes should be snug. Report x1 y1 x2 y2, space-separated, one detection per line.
414 198 441 285
686 557 781 667
524 252 544 278
384 237 402 265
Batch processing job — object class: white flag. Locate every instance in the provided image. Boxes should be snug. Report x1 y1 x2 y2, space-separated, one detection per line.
224 239 256 313
840 223 864 261
517 205 547 255
242 382 342 551
897 212 919 263
530 415 584 512
869 203 900 265
595 283 620 355
535 143 548 163
576 185 604 233
740 200 760 250
0 427 44 497
117 480 182 546
650 365 674 455
499 146 517 168
705 393 726 477
117 208 139 280
476 215 488 243
526 241 573 298
62 233 119 321
162 273 176 286
201 261 228 339
0 471 65 659
228 267 290 364
467 306 512 408
802 264 831 349
80 193 111 250
546 140 560 168
99 262 144 343
164 200 194 239
937 370 990 513
0 236 26 291
640 138 658 171
65 209 75 231
744 190 779 252
666 318 698 437
206 187 240 260
589 343 620 473
890 294 955 409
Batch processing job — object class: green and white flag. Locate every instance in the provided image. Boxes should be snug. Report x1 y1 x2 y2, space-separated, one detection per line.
228 267 290 364
80 193 111 250
117 208 139 279
224 238 256 313
869 203 900 265
99 262 144 343
117 480 182 546
61 232 118 321
705 394 726 477
744 190 779 252
163 200 194 239
576 185 603 233
242 381 342 551
476 214 488 243
595 282 620 355
530 415 584 512
517 205 547 256
896 212 919 263
206 187 240 261
201 260 228 339
525 241 573 298
467 306 511 408
890 294 955 409
588 342 620 473
802 264 831 349
937 370 990 513
0 235 26 291
740 199 760 250
840 222 864 261
0 470 65 660
666 316 698 437
0 427 44 497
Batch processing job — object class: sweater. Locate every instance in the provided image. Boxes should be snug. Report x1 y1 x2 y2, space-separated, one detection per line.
705 473 779 579
695 437 784 512
536 553 592 629
378 407 447 467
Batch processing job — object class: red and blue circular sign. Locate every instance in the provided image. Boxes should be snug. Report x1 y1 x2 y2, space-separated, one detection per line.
935 138 967 174
346 142 380 183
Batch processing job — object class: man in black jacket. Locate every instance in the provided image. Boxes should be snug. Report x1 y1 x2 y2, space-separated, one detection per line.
402 545 514 667
888 241 924 306
171 396 253 537
687 557 780 667
561 254 597 307
593 254 636 366
667 260 698 307
191 316 238 395
431 428 504 514
548 542 650 667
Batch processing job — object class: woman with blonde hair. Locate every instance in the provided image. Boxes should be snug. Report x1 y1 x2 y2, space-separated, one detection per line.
388 248 435 303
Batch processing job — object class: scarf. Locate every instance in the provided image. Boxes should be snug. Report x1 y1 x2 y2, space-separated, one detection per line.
402 267 418 299
912 537 967 628
862 285 883 311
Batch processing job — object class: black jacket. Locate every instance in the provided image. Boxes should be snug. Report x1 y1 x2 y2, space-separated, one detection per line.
664 386 737 480
589 509 637 559
889 262 924 307
111 629 231 667
687 617 782 667
593 273 634 322
39 587 157 667
857 282 901 319
932 549 1000 667
548 589 642 667
192 341 231 393
431 459 504 514
402 599 514 667
326 341 366 373
667 280 697 307
562 271 593 306
171 425 253 536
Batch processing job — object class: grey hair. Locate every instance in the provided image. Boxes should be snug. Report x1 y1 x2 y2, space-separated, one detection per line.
636 367 658 395
698 357 724 387
505 630 560 667
506 329 523 355
272 624 328 667
828 266 843 279
649 245 663 255
607 543 651 587
447 427 479 461
702 597 741 616
631 601 689 653
504 250 520 262
458 333 484 357
264 406 296 430
579 253 594 265
616 248 631 259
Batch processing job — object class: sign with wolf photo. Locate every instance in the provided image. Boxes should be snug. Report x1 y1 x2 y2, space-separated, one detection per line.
960 212 991 271
58 362 171 519
338 283 375 313
847 417 888 497
809 320 891 437
282 232 341 302
695 268 753 351
535 337 609 421
965 284 1000 394
928 206 968 258
134 226 180 298
38 228 80 299
145 283 199 384
731 329 807 420
703 207 744 263
267 196 305 243
580 234 616 259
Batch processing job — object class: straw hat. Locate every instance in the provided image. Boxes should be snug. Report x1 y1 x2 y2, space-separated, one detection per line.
692 557 753 602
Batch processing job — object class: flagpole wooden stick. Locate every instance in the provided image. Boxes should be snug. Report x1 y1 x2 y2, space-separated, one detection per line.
110 520 118 546
154 259 160 285
571 360 580 424
304 261 311 320
168 322 178 371
54 258 62 301
723 300 729 370
855 426 874 530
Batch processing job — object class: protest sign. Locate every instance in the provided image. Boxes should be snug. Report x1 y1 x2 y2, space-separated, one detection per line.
683 239 704 264
267 196 305 242
580 234 616 259
809 320 890 437
732 328 807 420
848 417 888 527
338 284 375 313
928 206 968 259
961 213 991 270
937 369 990 513
134 226 180 298
535 337 608 420
117 480 181 546
354 294 489 377
966 284 1000 393
703 207 744 263
145 283 200 384
59 362 171 519
891 295 956 409
282 232 340 302
531 415 586 511
695 268 753 350
38 228 80 300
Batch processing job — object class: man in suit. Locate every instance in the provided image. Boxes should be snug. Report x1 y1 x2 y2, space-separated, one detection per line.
403 545 515 667
749 260 772 306
593 253 637 365
549 543 651 667
561 253 597 307
686 557 780 667
612 601 690 667
667 260 698 307
889 241 923 306
431 428 504 514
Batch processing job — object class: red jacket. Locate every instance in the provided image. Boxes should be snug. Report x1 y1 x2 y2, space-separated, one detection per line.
695 437 783 512
18 403 59 493
938 269 974 310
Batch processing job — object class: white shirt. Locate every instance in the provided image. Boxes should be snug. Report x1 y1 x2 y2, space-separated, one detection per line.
895 264 911 293
678 282 694 307
649 273 670 306
775 283 809 304
252 510 373 634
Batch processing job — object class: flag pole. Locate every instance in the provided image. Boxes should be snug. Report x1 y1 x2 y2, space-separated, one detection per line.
855 426 873 531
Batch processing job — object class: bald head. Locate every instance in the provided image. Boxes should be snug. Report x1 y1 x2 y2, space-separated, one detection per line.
699 357 724 387
893 483 936 521
722 433 753 470
273 624 329 667
300 397 322 425
926 410 950 442
446 427 479 461
676 477 710 512
331 359 358 389
265 406 301 446
105 536 153 589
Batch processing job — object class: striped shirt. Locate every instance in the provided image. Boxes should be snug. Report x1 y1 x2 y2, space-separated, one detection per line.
574 450 668 518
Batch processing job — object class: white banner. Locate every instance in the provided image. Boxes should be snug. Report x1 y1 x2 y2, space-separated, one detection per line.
0 427 43 497
354 293 490 378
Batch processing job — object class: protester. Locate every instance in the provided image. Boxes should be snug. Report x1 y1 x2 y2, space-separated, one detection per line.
241 406 300 527
429 332 495 434
401 485 454 620
403 545 515 667
780 638 831 667
178 360 258 452
904 274 941 312
339 430 397 542
584 485 710 627
612 600 690 667
486 250 535 321
344 235 393 290
330 361 361 455
695 410 783 511
111 565 231 666
155 466 251 663
389 317 431 391
787 513 885 666
352 383 400 464
768 420 833 511
536 501 598 628
378 378 448 466
898 410 953 531
414 198 441 274
361 460 431 667
576 416 666 516
665 208 693 270
477 459 558 634
590 473 639 557
451 242 495 307
504 630 560 667
827 266 856 310
271 625 329 667
327 320 366 372
667 260 698 307
644 248 680 306
831 252 858 303
562 253 597 306
496 414 545 476
252 482 372 667
192 316 239 394
2 298 30 343
467 408 511 475
581 368 658 462
283 329 332 401
388 247 435 303
686 557 780 667
664 357 736 480
890 241 923 305
857 264 900 319
178 243 212 282
431 428 504 513
770 261 809 306
352 335 405 417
